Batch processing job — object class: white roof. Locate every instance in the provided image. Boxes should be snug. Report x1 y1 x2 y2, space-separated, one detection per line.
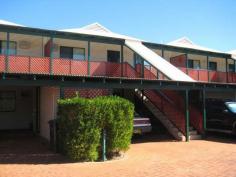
168 37 222 53
0 19 24 27
60 22 141 41
228 50 236 59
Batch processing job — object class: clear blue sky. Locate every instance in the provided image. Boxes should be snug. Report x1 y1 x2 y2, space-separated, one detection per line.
1 0 236 52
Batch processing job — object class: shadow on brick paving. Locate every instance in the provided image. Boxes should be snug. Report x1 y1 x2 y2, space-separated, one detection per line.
204 131 236 144
0 130 73 164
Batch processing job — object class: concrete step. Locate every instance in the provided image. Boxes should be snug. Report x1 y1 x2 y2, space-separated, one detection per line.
189 134 202 140
189 130 198 135
189 126 194 131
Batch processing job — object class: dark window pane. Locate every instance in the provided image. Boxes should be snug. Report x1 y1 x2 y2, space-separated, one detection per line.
188 60 194 68
107 50 120 63
188 59 200 69
60 46 73 59
228 64 235 72
209 62 217 71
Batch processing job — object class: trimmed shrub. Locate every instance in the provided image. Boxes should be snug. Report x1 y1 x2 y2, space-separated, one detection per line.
57 96 134 161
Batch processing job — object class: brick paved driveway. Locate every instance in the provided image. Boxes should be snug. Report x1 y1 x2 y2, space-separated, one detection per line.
0 133 235 177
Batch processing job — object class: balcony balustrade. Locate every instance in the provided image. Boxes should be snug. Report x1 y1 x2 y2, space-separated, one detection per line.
0 54 235 83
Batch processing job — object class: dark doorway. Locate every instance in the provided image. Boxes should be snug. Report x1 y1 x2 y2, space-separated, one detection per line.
107 50 120 63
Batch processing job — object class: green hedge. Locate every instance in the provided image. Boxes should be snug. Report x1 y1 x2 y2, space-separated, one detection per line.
57 96 134 161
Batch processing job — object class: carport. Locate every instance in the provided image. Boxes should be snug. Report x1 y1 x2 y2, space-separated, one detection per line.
0 85 60 155
0 86 38 132
1 73 236 142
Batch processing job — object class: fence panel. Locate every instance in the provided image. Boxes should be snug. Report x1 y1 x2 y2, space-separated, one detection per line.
0 55 5 72
30 57 50 74
8 55 30 73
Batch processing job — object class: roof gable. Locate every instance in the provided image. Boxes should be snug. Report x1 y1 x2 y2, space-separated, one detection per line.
168 37 194 46
80 22 111 33
168 37 221 53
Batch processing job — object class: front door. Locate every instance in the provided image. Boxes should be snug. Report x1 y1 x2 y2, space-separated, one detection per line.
107 50 120 63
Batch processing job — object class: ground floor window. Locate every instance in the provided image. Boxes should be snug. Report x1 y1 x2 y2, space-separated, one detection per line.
0 91 16 112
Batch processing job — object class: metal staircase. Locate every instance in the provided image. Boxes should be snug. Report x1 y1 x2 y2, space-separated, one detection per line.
135 89 202 141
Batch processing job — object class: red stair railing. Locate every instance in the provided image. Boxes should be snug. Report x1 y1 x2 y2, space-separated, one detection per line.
161 90 203 134
144 90 186 135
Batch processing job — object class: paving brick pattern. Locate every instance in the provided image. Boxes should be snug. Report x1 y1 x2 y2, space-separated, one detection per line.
0 134 235 177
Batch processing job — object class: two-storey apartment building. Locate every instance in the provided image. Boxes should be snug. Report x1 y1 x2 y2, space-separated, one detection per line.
0 20 235 141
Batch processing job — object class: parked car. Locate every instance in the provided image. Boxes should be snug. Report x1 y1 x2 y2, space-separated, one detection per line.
133 113 152 134
206 99 236 135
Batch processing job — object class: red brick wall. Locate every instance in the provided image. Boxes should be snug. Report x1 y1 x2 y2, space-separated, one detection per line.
64 88 110 98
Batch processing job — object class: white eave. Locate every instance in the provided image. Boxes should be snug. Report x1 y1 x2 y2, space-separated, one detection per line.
228 50 236 60
60 22 141 41
0 19 24 27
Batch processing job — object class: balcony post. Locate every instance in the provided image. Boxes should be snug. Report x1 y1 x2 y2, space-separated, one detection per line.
226 58 228 83
161 48 164 58
234 60 236 73
185 89 190 142
141 57 144 78
87 41 91 76
121 44 124 77
5 32 10 73
207 55 209 82
158 49 165 79
202 89 207 138
60 87 65 99
186 53 188 74
49 36 54 75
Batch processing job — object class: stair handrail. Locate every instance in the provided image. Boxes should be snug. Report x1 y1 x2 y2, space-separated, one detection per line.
156 90 176 107
124 61 170 80
142 90 186 135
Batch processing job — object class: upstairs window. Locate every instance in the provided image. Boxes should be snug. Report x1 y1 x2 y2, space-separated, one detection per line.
209 61 217 71
188 59 200 69
228 64 235 72
60 46 85 60
0 40 17 55
73 48 85 60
